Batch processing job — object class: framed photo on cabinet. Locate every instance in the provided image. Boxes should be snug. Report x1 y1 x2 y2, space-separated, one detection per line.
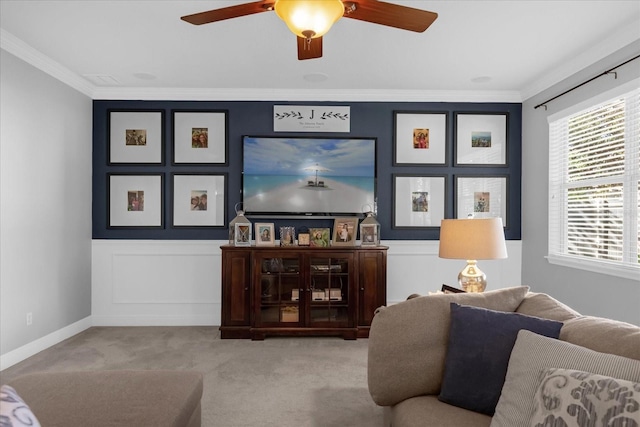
393 111 448 166
172 110 228 165
171 173 227 228
455 112 508 166
393 174 446 228
255 223 276 246
108 110 164 165
455 176 508 225
108 173 163 228
332 217 357 246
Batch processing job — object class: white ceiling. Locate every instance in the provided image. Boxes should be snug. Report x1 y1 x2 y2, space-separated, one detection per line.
1 1 639 101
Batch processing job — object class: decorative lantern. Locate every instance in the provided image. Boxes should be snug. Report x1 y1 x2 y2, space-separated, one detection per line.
229 204 252 246
359 211 380 246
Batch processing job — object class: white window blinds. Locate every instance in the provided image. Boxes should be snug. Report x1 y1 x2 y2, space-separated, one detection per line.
548 85 640 279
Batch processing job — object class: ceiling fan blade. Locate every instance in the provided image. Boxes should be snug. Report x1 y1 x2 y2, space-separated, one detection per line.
297 36 323 60
343 0 437 32
181 1 273 25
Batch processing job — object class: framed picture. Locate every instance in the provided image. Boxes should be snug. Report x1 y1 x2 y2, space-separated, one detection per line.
234 223 252 246
393 174 446 228
332 218 357 246
171 173 226 228
309 228 331 247
108 110 164 164
280 226 296 246
172 110 228 165
455 113 508 166
393 111 448 165
456 176 508 225
255 223 275 246
108 173 163 228
298 230 310 246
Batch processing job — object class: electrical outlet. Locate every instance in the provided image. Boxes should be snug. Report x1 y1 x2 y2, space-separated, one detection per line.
26 312 32 326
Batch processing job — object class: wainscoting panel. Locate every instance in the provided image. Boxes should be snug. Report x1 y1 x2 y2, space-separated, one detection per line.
92 239 522 326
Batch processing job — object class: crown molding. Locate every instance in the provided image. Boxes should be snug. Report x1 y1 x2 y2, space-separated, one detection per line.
1 29 94 97
91 87 522 103
520 21 640 102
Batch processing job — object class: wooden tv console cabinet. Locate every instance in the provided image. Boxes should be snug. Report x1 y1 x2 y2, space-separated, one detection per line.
220 245 388 340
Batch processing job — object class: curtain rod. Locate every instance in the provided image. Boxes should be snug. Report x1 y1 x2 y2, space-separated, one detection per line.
534 54 640 110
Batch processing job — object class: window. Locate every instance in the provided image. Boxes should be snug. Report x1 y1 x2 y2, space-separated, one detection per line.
548 83 639 280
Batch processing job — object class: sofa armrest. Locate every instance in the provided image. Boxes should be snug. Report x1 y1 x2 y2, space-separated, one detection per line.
367 286 529 407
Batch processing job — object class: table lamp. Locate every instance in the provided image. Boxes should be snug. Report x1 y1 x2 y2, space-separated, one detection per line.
438 218 507 292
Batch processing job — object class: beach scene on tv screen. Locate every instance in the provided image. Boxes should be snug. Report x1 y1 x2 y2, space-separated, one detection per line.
243 137 376 214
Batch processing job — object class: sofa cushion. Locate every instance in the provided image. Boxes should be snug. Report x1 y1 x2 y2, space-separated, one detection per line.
560 315 640 360
438 303 563 415
8 370 203 427
390 395 492 427
367 286 529 407
529 368 640 426
515 292 581 322
490 330 640 427
0 385 41 427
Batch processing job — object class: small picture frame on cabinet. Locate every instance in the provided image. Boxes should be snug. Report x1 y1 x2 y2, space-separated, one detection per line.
280 226 296 246
256 223 275 246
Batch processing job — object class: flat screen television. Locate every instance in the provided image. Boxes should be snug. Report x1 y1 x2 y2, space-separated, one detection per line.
242 136 376 216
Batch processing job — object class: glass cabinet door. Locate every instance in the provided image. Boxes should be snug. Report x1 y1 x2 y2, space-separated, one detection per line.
257 256 301 325
308 256 351 327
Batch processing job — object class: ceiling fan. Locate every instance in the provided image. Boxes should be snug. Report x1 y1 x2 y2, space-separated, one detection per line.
181 0 438 60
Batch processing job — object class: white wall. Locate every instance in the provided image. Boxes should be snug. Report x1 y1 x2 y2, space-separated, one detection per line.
521 40 640 326
90 239 522 325
0 49 93 367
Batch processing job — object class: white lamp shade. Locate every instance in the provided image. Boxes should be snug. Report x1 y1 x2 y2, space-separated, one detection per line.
438 218 507 260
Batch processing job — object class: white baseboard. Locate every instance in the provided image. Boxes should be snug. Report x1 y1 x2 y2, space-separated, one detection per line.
91 314 219 327
1 316 92 371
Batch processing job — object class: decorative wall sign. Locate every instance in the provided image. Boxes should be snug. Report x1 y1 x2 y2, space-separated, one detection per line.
456 176 508 225
108 110 164 164
393 175 446 228
171 173 226 228
172 110 228 165
108 173 163 228
273 105 350 132
393 111 448 165
455 113 508 166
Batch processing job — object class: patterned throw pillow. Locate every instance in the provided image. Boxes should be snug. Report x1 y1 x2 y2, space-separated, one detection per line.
530 368 640 427
0 385 41 427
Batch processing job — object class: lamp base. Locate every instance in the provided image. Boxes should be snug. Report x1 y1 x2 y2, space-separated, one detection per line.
458 260 487 293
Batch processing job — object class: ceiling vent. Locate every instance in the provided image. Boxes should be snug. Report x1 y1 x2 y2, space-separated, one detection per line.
82 74 121 86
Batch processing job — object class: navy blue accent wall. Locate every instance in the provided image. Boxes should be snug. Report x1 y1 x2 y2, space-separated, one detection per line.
93 100 521 240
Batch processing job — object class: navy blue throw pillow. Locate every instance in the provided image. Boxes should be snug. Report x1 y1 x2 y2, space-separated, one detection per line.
438 303 563 415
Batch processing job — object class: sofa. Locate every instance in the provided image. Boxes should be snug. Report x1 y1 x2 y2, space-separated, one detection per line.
367 286 640 426
1 370 203 427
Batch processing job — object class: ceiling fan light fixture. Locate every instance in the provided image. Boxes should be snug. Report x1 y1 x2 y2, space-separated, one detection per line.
274 0 344 39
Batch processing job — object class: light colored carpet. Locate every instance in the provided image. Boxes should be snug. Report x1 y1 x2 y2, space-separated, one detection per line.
0 327 384 427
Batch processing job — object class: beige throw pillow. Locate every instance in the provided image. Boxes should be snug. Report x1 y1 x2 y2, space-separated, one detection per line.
490 330 640 427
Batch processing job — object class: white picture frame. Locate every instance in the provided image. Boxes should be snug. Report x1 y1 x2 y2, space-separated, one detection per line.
456 176 508 225
108 110 164 164
108 173 163 228
171 173 226 227
455 113 508 165
172 110 227 164
393 175 446 228
393 111 448 165
255 223 275 246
